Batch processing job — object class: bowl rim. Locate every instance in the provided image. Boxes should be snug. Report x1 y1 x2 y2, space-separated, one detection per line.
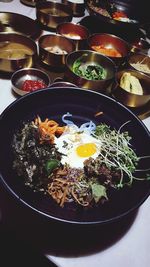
88 32 130 46
0 31 38 41
128 52 150 64
36 0 73 17
0 11 41 39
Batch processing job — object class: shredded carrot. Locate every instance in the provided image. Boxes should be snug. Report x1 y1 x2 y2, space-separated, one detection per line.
33 116 66 144
94 111 104 117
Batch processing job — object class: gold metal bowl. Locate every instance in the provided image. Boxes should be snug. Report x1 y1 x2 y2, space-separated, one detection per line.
36 1 73 30
0 12 41 39
112 69 150 108
128 53 150 76
88 33 130 67
20 0 38 7
65 50 116 92
62 0 85 17
50 80 77 88
0 33 37 73
56 22 89 50
130 38 150 54
38 34 75 68
11 68 51 96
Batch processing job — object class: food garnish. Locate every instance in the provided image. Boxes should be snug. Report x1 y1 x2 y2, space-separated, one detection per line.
34 116 66 144
41 8 68 17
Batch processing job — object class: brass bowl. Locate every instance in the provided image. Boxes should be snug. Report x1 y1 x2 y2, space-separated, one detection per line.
112 69 150 108
65 50 116 91
0 12 41 39
50 81 77 88
131 38 150 54
20 0 38 7
38 34 75 68
0 32 37 73
11 68 51 96
62 0 85 17
128 53 150 76
36 1 73 30
56 22 89 50
88 33 130 67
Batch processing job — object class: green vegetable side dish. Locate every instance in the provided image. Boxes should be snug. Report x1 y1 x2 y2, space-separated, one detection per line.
72 56 107 80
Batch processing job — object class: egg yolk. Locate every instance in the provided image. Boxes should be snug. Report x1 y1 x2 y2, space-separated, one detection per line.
76 143 97 158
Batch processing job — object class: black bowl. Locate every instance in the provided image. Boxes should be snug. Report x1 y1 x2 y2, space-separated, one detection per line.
85 0 140 28
79 15 145 44
0 87 150 225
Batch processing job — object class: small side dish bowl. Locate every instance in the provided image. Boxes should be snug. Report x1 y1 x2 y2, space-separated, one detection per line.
65 50 116 91
112 69 150 108
11 68 50 96
0 12 41 39
20 0 37 7
56 22 89 50
130 38 150 54
62 0 85 17
0 32 37 73
128 53 150 76
38 34 75 68
36 1 73 30
88 33 130 67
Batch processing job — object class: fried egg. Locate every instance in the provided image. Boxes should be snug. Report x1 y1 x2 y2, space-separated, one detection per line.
55 131 101 168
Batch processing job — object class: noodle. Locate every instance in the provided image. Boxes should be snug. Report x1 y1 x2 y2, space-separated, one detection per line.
47 166 91 207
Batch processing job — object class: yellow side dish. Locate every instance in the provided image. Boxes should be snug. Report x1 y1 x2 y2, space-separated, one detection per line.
120 72 143 95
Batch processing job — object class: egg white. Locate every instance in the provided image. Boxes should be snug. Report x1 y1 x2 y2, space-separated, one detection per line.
55 131 101 168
